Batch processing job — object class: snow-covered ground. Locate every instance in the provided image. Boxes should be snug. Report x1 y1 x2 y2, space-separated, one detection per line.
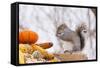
19 4 96 60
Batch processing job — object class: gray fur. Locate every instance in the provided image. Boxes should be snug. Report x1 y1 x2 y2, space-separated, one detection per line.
56 24 85 52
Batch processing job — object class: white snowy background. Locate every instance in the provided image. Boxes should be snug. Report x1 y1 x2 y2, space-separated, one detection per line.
19 4 96 60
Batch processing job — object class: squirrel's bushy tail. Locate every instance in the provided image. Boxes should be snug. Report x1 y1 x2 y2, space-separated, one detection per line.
76 23 86 51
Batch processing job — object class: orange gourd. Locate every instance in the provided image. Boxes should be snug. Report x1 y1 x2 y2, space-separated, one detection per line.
19 30 38 44
36 42 53 49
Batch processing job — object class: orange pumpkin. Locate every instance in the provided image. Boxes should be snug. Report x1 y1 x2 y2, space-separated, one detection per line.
19 31 38 44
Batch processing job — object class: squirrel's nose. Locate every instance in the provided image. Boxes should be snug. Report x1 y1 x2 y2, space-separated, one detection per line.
56 33 58 36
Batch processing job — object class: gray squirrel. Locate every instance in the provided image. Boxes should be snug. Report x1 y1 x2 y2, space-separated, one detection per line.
56 23 88 53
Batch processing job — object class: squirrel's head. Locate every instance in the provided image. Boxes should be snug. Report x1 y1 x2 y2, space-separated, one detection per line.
56 24 67 37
